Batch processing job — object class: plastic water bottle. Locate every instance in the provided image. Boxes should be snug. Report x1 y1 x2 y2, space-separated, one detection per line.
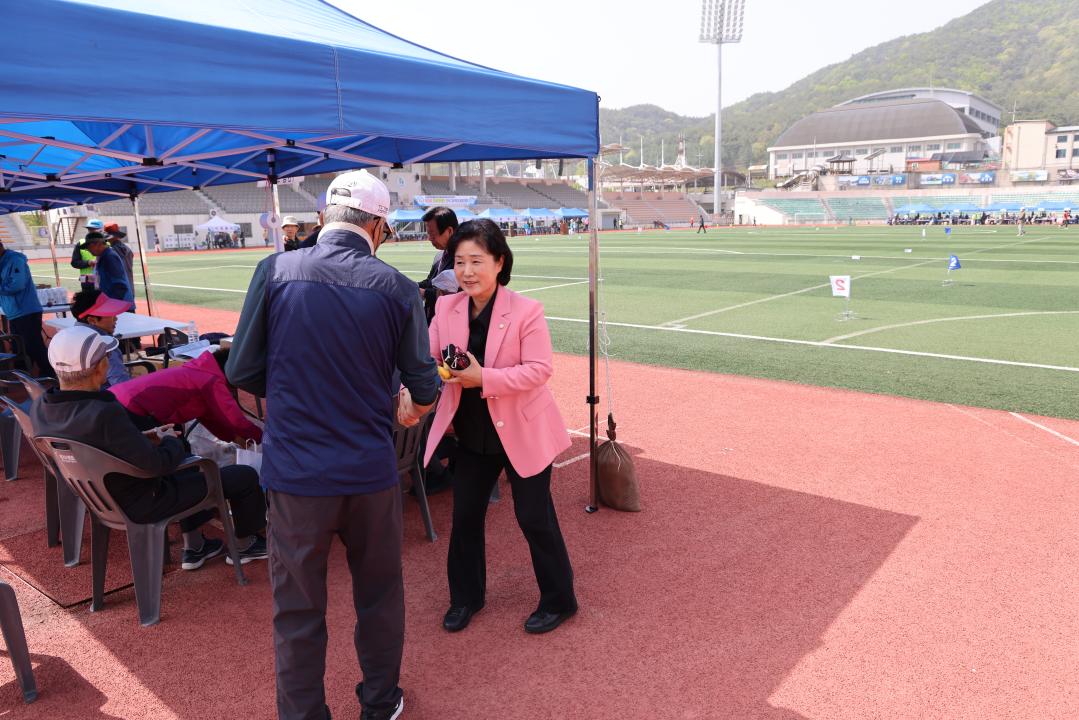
186 322 198 342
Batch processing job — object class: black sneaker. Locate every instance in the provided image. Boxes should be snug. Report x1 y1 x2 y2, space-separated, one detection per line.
180 538 224 570
226 535 268 565
360 697 403 720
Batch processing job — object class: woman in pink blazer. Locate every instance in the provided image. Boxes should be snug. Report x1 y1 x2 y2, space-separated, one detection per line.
407 219 576 635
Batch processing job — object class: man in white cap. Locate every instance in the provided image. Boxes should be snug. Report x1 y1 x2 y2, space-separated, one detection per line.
29 325 267 573
227 169 439 720
281 216 302 252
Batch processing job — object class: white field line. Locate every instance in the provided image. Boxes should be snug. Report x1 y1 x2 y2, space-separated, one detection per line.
518 280 590 293
545 315 1079 373
554 452 591 469
822 310 1079 344
660 235 1053 327
1008 413 1079 448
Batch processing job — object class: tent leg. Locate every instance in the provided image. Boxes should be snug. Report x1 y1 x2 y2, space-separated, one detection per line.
131 196 156 316
271 182 283 253
43 207 61 287
586 157 599 514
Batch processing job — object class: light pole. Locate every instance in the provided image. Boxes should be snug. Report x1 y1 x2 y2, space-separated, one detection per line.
700 0 746 220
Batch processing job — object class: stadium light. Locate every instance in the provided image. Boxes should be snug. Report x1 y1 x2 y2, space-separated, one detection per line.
699 0 745 217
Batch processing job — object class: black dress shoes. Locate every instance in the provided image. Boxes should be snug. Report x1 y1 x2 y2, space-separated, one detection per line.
524 606 578 634
442 604 481 632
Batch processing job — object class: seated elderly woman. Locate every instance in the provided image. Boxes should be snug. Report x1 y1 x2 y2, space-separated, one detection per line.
111 347 262 446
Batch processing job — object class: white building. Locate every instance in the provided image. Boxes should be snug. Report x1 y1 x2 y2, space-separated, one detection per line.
838 87 1002 136
768 95 997 180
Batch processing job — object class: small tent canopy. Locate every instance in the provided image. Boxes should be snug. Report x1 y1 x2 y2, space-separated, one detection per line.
454 208 478 221
387 209 425 223
0 0 599 214
196 216 240 233
987 202 1024 212
521 208 557 219
894 203 937 215
1036 200 1072 211
555 208 589 218
944 204 984 214
479 208 521 220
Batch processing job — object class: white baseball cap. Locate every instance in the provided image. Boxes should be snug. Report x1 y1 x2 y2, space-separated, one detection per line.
326 170 390 217
48 325 119 373
281 216 301 228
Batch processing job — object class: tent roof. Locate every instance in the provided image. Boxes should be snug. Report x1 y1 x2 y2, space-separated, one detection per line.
0 0 599 213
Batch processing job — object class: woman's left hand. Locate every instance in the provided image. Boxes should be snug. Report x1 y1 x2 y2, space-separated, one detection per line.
446 351 483 388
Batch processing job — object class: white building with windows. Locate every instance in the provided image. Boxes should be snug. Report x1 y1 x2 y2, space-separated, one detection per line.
1002 120 1079 175
838 87 1001 135
768 93 998 180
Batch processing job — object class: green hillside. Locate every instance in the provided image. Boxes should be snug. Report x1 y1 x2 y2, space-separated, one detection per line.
601 0 1079 170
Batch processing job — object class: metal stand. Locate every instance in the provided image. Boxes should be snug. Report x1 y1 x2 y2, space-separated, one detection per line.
836 296 856 321
586 156 600 514
43 206 61 287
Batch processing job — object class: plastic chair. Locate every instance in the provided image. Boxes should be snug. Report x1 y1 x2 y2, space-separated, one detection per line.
0 396 84 564
0 580 37 703
10 370 56 401
35 437 247 626
392 407 436 542
0 333 28 373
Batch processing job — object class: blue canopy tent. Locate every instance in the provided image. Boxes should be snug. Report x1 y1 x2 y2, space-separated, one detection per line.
945 204 984 214
453 208 478 221
521 208 558 219
556 208 590 218
479 208 522 220
0 0 610 508
386 209 425 224
1036 200 1073 211
894 203 937 215
987 202 1024 212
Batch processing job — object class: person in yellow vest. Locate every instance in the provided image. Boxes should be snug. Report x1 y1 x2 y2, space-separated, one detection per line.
71 220 103 290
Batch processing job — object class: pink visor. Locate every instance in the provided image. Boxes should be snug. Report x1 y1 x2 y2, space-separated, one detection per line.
77 294 132 319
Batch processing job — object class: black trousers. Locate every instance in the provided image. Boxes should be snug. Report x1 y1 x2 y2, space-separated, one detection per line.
111 464 266 537
9 312 53 378
267 485 404 720
449 447 576 614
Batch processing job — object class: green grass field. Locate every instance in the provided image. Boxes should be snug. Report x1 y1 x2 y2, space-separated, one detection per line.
37 225 1079 419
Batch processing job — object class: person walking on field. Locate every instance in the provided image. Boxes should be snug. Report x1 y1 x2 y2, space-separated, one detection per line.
228 169 439 720
697 214 707 233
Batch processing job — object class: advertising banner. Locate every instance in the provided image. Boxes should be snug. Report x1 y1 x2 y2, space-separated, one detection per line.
921 173 957 186
959 171 996 185
414 195 477 207
872 174 907 186
1010 170 1049 183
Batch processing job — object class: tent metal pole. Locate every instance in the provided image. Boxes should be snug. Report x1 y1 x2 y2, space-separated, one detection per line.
271 182 283 252
42 207 61 286
586 157 599 514
130 196 156 316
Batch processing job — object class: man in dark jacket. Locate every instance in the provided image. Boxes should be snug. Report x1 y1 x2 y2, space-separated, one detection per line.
227 169 439 720
104 223 136 289
84 234 134 311
418 206 459 324
30 325 268 568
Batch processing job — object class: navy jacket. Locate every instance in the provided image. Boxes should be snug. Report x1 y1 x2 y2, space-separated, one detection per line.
95 246 134 307
226 226 439 496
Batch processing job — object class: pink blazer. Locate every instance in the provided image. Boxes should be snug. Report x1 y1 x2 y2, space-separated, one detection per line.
424 287 570 478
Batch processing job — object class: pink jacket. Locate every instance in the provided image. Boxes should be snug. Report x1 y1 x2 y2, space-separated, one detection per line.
424 287 570 478
111 352 263 443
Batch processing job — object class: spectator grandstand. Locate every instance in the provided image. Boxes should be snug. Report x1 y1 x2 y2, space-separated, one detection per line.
758 197 829 221
603 192 701 226
824 197 889 221
96 190 208 216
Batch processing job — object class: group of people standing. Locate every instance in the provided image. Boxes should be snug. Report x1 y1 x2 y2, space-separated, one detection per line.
225 170 577 720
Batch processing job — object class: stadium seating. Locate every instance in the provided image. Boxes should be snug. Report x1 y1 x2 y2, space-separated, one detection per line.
96 190 208 216
990 191 1079 206
887 195 982 212
825 197 889 221
758 198 829 221
605 193 701 226
201 183 273 214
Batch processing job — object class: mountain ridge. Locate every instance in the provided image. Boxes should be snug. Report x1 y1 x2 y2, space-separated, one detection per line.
600 0 1079 170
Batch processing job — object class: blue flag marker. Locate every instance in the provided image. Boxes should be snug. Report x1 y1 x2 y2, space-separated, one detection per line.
945 226 952 236
948 255 961 270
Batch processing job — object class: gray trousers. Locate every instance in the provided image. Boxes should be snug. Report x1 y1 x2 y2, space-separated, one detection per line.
268 486 405 720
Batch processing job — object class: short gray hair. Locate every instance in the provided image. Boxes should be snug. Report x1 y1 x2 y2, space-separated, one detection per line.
56 367 99 384
323 204 380 227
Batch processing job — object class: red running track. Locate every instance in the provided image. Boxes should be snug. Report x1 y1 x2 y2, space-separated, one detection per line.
1 304 1078 718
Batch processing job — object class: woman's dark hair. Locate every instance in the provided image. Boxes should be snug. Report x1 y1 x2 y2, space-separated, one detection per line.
446 219 513 286
70 288 103 319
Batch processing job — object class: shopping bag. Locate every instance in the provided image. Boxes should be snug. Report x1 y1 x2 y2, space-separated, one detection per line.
235 440 263 476
186 421 236 467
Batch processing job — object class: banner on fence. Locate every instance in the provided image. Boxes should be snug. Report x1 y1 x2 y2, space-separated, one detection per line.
414 195 477 207
921 173 957 186
959 171 996 185
1010 170 1049 183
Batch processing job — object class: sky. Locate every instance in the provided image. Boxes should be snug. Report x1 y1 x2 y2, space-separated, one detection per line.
338 0 990 117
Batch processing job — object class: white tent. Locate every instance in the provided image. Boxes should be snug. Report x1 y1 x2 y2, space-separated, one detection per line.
196 216 240 233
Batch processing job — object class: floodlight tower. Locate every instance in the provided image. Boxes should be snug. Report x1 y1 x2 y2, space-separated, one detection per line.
700 0 745 216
